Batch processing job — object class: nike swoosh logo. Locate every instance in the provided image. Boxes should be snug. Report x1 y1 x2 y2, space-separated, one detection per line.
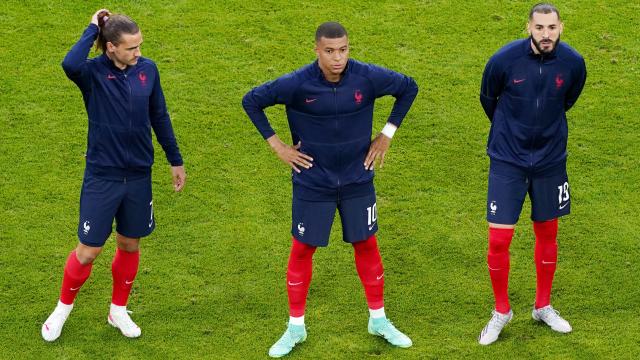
376 273 384 280
559 203 569 210
513 78 526 84
70 287 81 291
125 280 134 285
369 224 375 231
541 260 556 265
107 74 116 80
148 221 153 228
305 98 317 103
288 281 303 286
487 266 502 271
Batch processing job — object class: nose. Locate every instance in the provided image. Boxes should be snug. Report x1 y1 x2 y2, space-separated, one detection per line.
134 48 141 57
542 29 549 38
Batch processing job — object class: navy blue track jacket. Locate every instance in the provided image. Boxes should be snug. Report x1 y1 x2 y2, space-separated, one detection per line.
242 59 418 195
480 38 586 170
62 24 183 180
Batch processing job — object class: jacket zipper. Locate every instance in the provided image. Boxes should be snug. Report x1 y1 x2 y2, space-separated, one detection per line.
333 86 340 187
530 56 543 167
123 70 132 169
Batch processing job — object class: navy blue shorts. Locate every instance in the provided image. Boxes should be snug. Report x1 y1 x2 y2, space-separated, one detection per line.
487 160 570 225
291 182 377 247
77 171 155 247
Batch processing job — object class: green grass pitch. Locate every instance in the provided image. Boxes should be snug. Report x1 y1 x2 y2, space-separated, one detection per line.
1 0 638 358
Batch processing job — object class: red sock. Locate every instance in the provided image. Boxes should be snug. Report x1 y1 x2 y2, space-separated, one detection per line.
111 248 140 306
353 235 385 310
488 227 514 314
287 237 316 317
59 250 93 305
534 219 558 309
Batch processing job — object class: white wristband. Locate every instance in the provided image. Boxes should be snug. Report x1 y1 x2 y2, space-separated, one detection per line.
381 123 398 139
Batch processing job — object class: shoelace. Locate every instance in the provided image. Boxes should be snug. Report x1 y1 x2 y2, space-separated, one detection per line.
113 310 138 329
488 311 510 330
538 307 561 320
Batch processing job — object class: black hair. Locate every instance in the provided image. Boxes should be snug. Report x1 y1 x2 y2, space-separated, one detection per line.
315 22 348 42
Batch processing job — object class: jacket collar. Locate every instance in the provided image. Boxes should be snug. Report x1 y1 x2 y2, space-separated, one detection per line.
312 59 352 85
99 53 136 73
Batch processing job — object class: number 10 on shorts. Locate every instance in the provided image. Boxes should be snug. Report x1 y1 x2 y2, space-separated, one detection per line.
367 203 377 226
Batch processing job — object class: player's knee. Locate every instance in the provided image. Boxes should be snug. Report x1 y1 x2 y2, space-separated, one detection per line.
116 233 140 252
353 235 378 253
488 229 513 254
75 244 102 264
291 237 316 259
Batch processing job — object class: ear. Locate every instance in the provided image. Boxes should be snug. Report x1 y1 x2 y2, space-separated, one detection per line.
526 21 532 35
106 41 117 53
314 45 320 58
559 22 564 35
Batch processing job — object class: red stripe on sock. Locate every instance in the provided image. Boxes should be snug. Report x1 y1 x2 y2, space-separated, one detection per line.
111 248 140 306
488 227 514 314
534 219 558 309
353 235 385 310
287 237 316 317
59 250 92 305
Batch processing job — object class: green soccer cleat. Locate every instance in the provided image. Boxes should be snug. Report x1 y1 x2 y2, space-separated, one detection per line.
368 317 412 348
268 324 307 358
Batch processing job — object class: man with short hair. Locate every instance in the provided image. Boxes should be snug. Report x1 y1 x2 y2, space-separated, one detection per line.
243 22 418 357
477 3 586 345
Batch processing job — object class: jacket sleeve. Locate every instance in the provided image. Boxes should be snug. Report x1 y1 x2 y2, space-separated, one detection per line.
480 56 504 121
242 74 297 139
368 64 419 128
61 24 99 92
149 64 183 166
564 57 587 111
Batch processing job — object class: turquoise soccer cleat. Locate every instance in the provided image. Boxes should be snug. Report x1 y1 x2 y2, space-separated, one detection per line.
368 317 412 348
268 324 307 358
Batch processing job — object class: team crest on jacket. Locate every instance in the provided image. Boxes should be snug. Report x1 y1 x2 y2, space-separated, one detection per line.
555 74 564 89
138 71 147 86
354 89 363 104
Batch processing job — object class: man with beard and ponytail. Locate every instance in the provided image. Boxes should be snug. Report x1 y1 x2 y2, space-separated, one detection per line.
477 3 586 345
243 21 417 357
41 9 186 341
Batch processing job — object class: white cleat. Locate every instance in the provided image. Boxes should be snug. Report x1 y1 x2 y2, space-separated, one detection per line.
42 301 74 342
478 309 513 345
108 304 141 338
532 305 572 333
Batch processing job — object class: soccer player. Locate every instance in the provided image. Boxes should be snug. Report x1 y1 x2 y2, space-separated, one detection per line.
41 9 186 341
477 3 586 345
242 22 418 357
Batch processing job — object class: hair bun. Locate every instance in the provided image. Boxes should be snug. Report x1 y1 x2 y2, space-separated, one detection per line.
97 11 110 27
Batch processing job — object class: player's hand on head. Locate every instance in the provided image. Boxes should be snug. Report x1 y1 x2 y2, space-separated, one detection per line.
268 136 313 173
364 133 391 171
171 165 186 192
91 9 110 27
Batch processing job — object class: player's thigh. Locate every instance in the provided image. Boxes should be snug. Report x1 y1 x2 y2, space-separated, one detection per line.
78 173 125 247
487 171 528 225
116 175 154 239
338 192 377 244
530 171 570 221
292 196 336 247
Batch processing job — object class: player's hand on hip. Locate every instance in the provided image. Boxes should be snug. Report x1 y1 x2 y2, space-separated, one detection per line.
364 133 391 170
267 135 313 173
171 165 186 192
91 9 110 27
